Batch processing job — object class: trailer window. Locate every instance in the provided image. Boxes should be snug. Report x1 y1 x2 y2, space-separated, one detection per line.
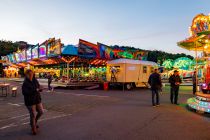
143 66 147 73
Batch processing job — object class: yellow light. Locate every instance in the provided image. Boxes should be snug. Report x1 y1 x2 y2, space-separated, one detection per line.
204 45 208 49
205 40 209 43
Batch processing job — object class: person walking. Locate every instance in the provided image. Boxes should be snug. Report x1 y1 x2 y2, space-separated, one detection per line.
22 70 43 135
169 70 182 105
148 69 162 107
47 73 53 92
192 71 197 95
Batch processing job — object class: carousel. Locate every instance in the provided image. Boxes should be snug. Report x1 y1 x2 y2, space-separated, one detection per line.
178 13 210 113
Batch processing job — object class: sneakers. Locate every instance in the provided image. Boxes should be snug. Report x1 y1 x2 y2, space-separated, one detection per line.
152 105 160 107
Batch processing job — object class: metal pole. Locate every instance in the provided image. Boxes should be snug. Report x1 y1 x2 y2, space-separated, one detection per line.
73 62 75 78
67 62 69 82
123 63 126 92
195 41 198 94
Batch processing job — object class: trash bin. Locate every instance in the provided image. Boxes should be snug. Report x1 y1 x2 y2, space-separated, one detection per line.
103 82 109 90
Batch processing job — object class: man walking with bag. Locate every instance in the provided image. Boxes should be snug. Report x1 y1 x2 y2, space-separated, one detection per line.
148 69 162 107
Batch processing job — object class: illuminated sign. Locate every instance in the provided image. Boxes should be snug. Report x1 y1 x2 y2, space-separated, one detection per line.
1 56 9 65
32 45 39 59
26 48 32 60
8 54 16 63
20 50 26 61
15 53 21 62
47 39 61 57
39 45 47 58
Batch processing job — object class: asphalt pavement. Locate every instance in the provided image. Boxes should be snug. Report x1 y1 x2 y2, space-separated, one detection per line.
0 81 210 140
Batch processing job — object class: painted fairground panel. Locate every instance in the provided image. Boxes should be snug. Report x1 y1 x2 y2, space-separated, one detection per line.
98 43 114 59
78 39 100 58
20 50 26 62
47 39 62 57
8 54 16 63
32 45 39 59
118 51 134 59
1 56 9 65
26 48 32 60
39 44 47 58
14 52 21 62
190 14 210 36
133 51 148 60
98 42 148 60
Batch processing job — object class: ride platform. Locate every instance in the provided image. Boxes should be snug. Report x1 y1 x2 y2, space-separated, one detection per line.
187 92 210 113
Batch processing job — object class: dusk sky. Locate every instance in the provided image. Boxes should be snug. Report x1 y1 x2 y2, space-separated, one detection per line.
0 0 210 55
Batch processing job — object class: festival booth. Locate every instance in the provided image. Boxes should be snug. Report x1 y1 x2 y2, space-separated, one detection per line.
1 54 20 78
3 66 19 78
178 13 210 113
1 38 149 88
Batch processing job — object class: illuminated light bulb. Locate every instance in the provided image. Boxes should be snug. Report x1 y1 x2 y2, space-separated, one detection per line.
205 40 209 43
204 45 208 49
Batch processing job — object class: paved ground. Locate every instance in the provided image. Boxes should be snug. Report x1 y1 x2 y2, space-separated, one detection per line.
0 81 210 140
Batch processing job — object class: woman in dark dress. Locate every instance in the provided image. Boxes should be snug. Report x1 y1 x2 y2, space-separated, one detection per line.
22 70 43 135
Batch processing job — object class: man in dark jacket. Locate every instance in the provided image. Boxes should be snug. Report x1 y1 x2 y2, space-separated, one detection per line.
192 71 197 95
169 70 182 105
22 70 43 135
148 69 162 107
47 73 53 91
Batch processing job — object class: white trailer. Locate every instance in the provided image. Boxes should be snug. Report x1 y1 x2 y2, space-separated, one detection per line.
106 59 158 89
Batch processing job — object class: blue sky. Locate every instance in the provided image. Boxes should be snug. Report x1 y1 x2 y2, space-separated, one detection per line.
0 0 210 55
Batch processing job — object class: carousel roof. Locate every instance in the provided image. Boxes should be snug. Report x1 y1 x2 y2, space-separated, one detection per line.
178 13 210 51
177 34 207 51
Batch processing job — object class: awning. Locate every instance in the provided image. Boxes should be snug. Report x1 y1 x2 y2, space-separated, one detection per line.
177 34 207 51
62 45 78 55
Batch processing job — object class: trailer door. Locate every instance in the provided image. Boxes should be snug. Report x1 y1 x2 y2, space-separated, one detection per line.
141 65 148 82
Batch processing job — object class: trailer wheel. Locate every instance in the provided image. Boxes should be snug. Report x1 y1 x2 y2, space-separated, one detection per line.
126 83 132 90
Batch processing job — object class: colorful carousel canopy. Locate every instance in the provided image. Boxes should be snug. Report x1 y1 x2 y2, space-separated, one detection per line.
177 34 207 51
178 13 210 51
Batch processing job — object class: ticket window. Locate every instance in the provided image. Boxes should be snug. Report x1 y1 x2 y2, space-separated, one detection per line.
143 66 147 73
